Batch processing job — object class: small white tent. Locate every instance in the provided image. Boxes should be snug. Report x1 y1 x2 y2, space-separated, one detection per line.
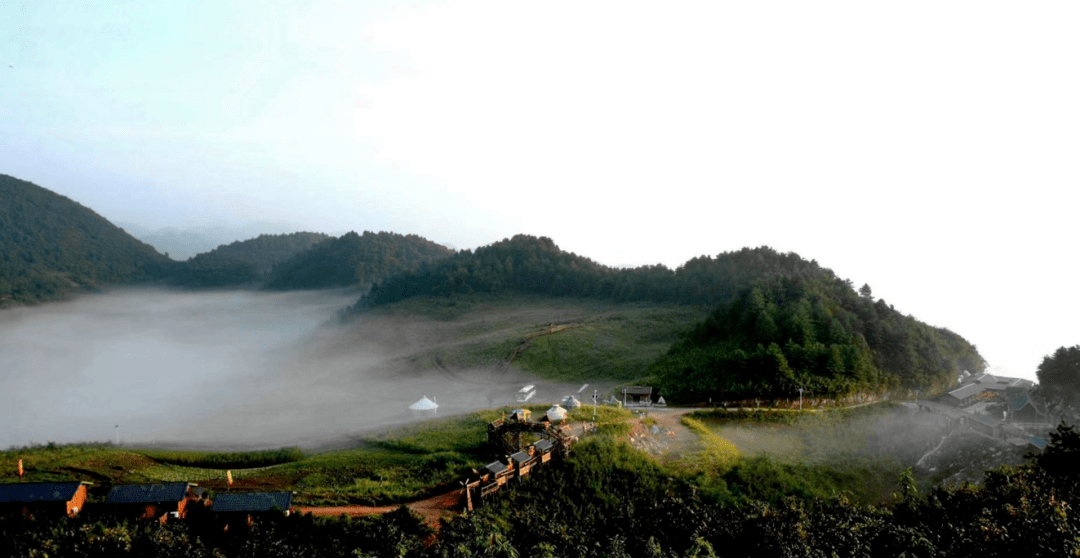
545 404 568 423
409 396 438 417
561 395 582 410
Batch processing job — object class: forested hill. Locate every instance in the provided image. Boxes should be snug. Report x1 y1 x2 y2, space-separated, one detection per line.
262 231 454 290
162 232 331 288
649 269 986 402
0 174 170 303
353 235 985 399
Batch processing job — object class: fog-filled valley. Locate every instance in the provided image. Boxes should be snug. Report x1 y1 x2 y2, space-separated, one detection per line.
0 289 583 450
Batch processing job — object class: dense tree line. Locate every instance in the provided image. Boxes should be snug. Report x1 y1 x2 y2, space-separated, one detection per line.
1037 345 1080 402
354 236 864 308
160 232 330 288
0 174 170 303
5 424 1079 557
263 231 454 291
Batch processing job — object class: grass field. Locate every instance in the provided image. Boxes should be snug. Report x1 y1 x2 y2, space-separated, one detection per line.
357 294 708 387
0 404 638 507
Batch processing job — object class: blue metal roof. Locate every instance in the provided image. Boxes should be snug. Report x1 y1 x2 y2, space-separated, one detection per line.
0 482 83 503
213 492 292 513
106 483 190 504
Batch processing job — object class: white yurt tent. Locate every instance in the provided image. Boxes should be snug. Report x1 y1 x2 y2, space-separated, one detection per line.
409 396 439 417
545 404 568 423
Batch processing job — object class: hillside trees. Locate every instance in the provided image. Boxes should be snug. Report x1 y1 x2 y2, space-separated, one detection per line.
263 231 453 290
352 238 985 401
0 174 171 302
1036 345 1080 403
649 272 984 402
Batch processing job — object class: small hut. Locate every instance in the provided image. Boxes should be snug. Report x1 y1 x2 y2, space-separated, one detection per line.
105 483 197 521
622 386 654 406
544 404 568 423
409 396 439 417
0 482 91 518
532 439 555 463
509 408 532 422
213 492 293 531
561 395 582 410
510 451 536 479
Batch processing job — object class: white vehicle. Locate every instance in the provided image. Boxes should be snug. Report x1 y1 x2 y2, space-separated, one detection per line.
516 385 536 402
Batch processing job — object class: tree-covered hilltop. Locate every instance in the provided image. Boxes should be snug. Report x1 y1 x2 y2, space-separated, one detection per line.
650 269 986 402
162 232 330 288
0 174 170 303
262 230 454 290
354 238 984 400
354 234 619 305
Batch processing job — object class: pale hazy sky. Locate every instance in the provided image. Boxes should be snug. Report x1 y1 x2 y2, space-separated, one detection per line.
2 1 1078 382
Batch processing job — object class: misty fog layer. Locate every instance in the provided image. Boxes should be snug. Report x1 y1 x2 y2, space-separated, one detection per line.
0 290 574 450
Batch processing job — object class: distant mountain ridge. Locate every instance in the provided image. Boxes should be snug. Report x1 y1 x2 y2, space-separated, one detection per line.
263 231 455 290
161 232 332 288
0 174 455 300
0 174 170 303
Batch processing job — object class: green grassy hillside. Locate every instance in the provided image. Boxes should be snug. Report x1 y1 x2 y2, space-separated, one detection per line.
353 294 709 386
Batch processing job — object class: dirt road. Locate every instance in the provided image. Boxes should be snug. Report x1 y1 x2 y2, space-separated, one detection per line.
296 489 464 530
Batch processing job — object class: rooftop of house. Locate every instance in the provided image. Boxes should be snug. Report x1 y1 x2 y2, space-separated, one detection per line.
510 451 531 464
483 461 508 475
106 483 191 504
0 482 86 504
212 492 292 513
533 439 554 452
947 383 987 401
623 386 653 396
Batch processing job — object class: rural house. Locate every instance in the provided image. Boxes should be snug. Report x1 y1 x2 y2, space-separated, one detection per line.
532 439 554 464
213 492 293 530
622 386 654 406
105 483 201 521
0 481 91 518
510 451 536 480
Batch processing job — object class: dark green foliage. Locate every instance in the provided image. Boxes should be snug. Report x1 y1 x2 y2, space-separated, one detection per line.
0 506 430 558
0 174 171 303
354 234 624 306
650 267 985 402
162 232 330 288
4 426 1080 556
264 230 453 290
1036 345 1080 403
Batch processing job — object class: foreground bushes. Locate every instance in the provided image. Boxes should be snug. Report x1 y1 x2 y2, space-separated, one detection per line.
5 425 1080 557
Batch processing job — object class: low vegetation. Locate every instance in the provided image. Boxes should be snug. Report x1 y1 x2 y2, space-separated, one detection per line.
4 408 1080 556
135 447 304 469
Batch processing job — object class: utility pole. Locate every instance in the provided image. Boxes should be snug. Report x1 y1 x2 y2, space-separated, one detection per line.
592 390 598 423
797 388 804 411
115 424 120 446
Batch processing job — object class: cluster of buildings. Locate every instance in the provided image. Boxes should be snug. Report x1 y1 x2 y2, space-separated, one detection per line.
0 481 292 529
939 372 1048 424
917 371 1052 450
463 405 593 509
